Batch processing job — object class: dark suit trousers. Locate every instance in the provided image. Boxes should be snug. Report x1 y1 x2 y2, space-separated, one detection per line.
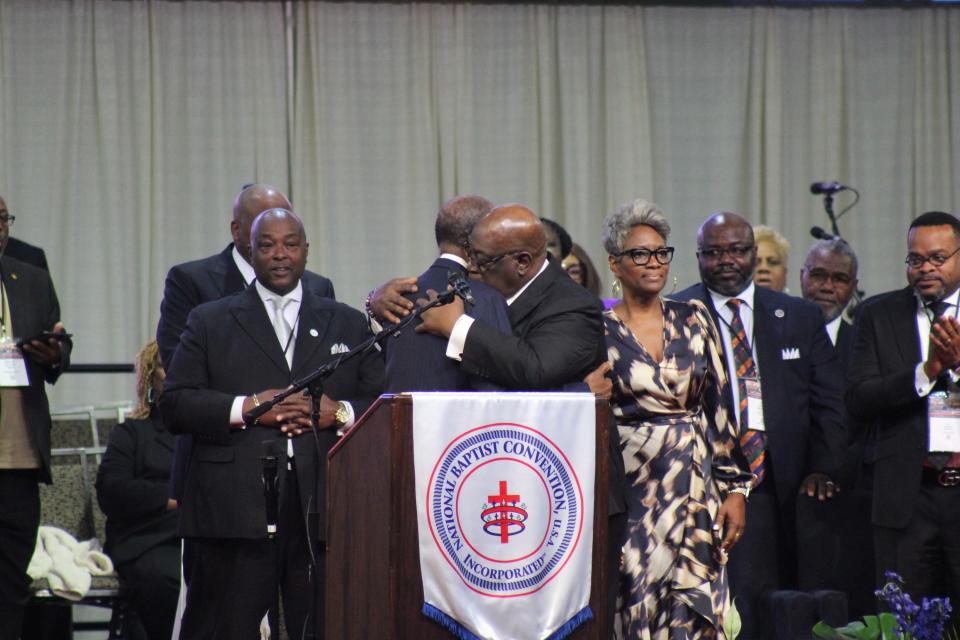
117 541 181 640
874 481 960 631
0 470 40 640
179 465 324 640
727 480 794 640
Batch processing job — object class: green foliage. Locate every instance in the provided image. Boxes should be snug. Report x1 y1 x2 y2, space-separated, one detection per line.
812 613 902 639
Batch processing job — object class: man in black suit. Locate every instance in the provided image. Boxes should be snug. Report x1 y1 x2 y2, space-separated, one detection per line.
416 204 626 633
160 209 383 639
673 212 846 640
847 211 960 629
0 206 71 640
382 195 510 392
797 238 876 617
157 184 336 507
0 195 48 271
156 183 335 371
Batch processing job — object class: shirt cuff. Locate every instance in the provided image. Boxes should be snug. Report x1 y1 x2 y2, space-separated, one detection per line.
445 315 475 361
230 396 247 426
916 362 937 397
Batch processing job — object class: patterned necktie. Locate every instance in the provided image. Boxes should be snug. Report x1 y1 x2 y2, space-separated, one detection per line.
271 297 293 367
726 298 767 485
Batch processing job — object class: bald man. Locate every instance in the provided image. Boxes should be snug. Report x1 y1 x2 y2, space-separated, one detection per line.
418 204 626 633
673 212 846 640
161 209 383 639
156 183 336 371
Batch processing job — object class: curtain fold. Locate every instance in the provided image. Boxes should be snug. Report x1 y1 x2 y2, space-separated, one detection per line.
0 0 956 407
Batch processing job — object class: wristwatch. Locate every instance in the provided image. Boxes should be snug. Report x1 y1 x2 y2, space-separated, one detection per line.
729 485 751 500
334 401 349 427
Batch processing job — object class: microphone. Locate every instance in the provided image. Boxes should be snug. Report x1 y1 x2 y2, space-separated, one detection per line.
810 181 849 195
261 440 280 537
448 271 476 306
810 226 835 240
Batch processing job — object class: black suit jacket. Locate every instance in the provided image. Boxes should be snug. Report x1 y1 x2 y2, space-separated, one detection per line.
383 257 510 392
459 259 626 514
159 285 383 540
156 244 336 370
845 286 933 528
673 283 846 507
95 411 178 565
4 237 48 272
1 256 70 483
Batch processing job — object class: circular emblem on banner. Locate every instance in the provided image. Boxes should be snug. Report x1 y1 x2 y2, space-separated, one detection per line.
426 422 584 598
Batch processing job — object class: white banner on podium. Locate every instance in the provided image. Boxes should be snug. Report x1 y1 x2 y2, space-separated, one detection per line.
412 392 596 640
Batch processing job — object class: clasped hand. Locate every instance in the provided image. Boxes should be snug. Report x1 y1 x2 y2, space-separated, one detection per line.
243 388 341 436
927 315 960 378
21 322 68 368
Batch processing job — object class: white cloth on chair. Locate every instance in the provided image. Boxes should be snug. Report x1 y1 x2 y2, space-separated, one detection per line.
27 525 114 601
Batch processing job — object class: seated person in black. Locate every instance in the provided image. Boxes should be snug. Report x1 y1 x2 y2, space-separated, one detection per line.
95 340 179 640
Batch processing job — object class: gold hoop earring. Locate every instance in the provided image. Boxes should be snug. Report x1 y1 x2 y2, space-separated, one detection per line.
612 278 622 299
669 276 678 295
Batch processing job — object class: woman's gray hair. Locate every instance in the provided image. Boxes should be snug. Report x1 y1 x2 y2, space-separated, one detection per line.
602 199 671 255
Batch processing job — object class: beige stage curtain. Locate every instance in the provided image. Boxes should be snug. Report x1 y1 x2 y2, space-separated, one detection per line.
0 1 956 407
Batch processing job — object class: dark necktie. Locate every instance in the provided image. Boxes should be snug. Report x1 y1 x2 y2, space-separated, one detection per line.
726 299 767 486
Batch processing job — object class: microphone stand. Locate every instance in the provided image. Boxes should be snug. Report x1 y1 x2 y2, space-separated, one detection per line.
821 193 840 238
242 287 461 639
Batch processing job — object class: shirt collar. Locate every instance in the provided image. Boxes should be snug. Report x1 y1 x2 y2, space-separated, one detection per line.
915 287 960 313
506 259 549 306
254 280 303 306
231 244 256 285
708 280 756 313
439 252 468 269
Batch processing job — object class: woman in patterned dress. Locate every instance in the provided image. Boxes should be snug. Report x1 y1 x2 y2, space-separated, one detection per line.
601 199 752 639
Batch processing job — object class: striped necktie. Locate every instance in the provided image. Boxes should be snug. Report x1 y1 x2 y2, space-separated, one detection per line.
726 298 767 486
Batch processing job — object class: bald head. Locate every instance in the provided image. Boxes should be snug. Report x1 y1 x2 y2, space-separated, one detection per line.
435 195 494 256
696 211 757 296
250 209 309 295
232 184 293 263
468 204 548 297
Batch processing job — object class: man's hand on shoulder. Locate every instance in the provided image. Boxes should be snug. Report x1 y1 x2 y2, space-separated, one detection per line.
368 277 418 324
415 289 464 339
584 361 613 400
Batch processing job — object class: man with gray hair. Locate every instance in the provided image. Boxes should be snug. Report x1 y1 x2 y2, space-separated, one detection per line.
800 238 859 350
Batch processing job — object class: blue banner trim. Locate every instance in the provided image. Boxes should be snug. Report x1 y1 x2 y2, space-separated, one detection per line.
421 603 593 640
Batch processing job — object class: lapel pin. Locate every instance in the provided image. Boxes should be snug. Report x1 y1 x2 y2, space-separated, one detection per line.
774 309 785 318
10 273 16 280
309 328 319 337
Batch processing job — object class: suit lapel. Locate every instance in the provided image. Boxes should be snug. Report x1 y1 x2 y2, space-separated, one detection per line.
230 287 290 376
210 245 248 298
887 287 921 367
752 289 784 377
508 261 557 332
291 296 335 377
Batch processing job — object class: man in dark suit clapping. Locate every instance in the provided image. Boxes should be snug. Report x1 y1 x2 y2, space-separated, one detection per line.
673 212 846 640
847 211 960 631
160 209 382 639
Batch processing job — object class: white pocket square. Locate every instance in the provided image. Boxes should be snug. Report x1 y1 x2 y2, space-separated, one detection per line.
330 342 349 354
781 347 800 360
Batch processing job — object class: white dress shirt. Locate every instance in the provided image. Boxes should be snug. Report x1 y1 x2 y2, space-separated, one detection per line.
708 281 758 429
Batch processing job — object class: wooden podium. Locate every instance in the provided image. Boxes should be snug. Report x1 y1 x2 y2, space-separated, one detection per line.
325 394 611 639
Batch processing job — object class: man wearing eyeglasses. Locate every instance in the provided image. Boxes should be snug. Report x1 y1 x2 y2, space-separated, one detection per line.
0 196 48 271
797 238 876 619
673 211 846 640
416 203 626 636
0 196 71 640
847 211 960 631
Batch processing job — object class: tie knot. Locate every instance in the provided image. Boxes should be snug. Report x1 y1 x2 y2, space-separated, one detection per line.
929 300 951 320
726 298 742 312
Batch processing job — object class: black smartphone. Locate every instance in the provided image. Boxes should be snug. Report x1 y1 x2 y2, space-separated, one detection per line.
15 331 72 348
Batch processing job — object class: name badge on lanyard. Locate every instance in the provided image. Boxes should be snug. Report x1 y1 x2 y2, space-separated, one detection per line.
928 391 960 453
0 337 30 387
744 377 766 432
